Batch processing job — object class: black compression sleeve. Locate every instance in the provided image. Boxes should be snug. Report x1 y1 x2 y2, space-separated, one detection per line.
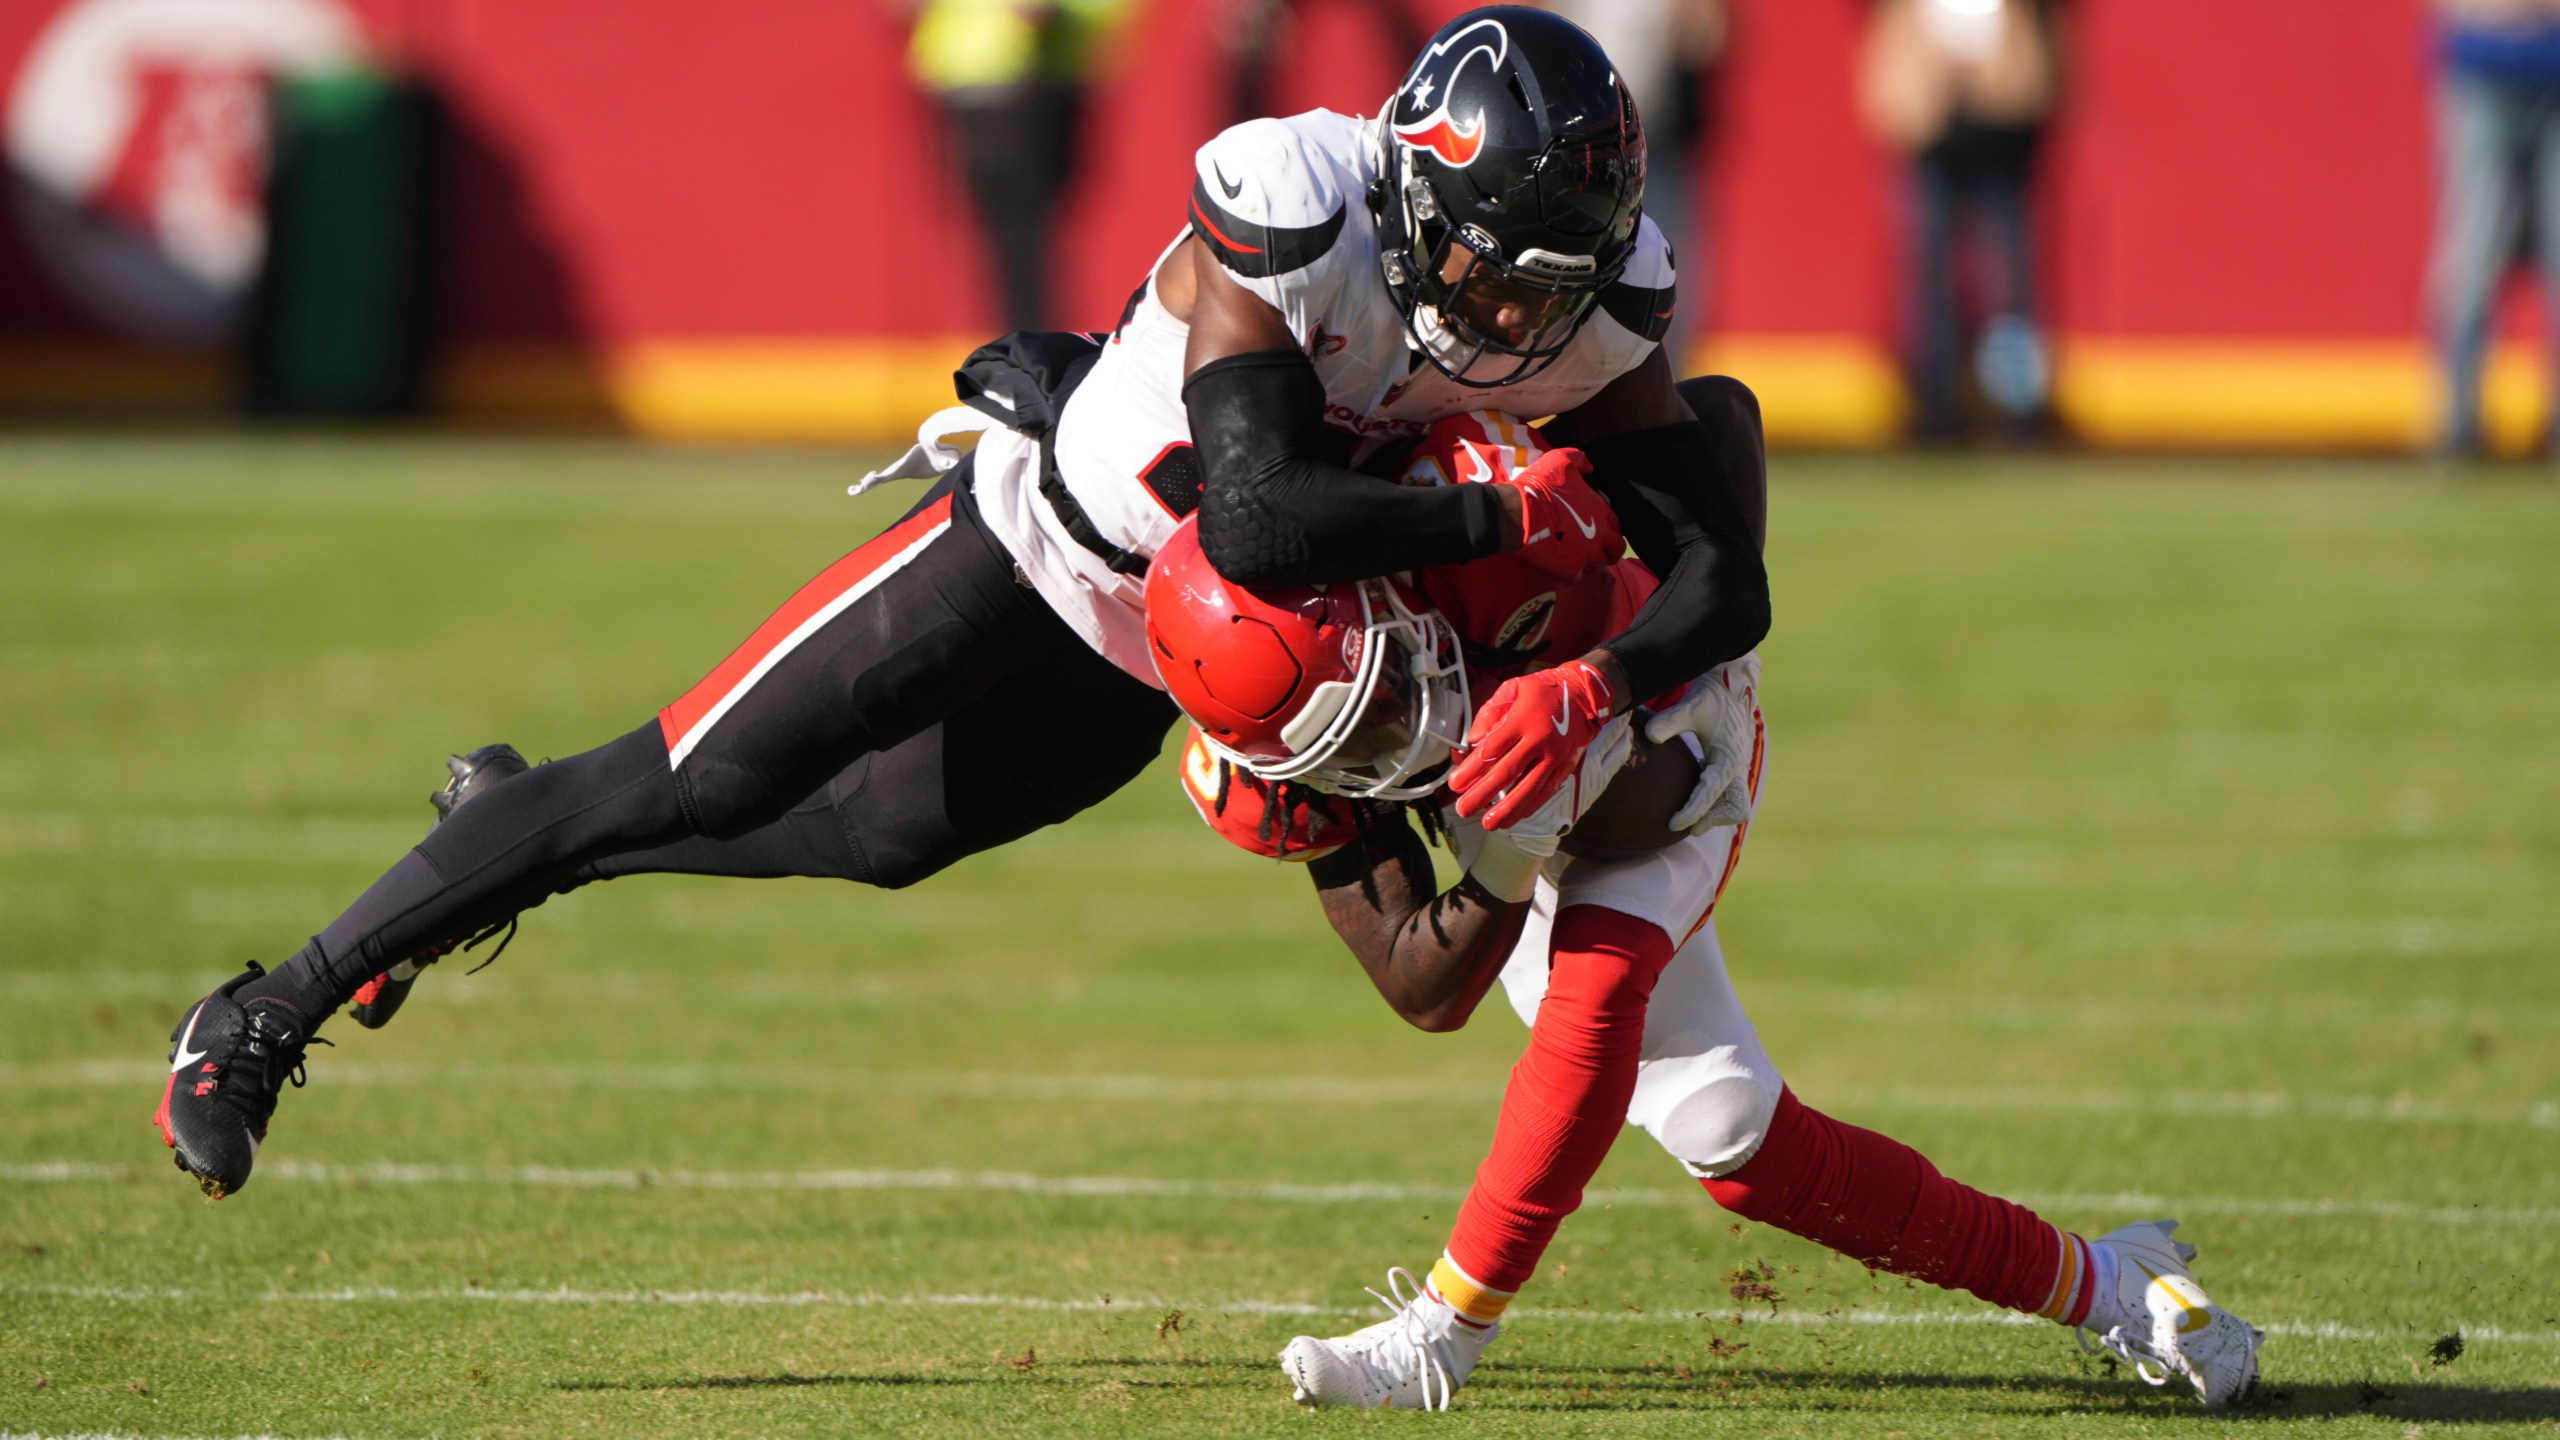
1581 420 1772 700
1185 351 1509 585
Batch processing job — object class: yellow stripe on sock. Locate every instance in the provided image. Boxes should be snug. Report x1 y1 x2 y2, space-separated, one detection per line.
1429 1253 1513 1325
2037 1228 2083 1323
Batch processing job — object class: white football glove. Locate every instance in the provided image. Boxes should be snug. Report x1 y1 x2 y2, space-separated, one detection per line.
1456 714 1635 899
1642 654 1761 835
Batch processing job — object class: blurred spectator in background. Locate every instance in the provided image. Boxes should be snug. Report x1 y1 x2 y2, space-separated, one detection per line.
1537 0 1729 364
901 0 1129 330
1217 0 1422 129
2430 0 2560 458
1860 0 2063 443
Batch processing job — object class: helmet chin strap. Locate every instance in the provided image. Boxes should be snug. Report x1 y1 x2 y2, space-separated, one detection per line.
1394 218 1595 388
1409 304 1489 375
1406 301 1569 389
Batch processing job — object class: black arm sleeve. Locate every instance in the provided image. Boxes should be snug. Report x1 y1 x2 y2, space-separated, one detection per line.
1582 420 1772 700
1185 351 1509 585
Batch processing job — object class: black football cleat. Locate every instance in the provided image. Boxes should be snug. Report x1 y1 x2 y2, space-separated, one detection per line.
428 742 531 825
348 743 530 1030
152 962 324 1199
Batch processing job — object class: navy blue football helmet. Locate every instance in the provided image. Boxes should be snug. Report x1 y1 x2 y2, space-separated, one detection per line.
1372 6 1647 386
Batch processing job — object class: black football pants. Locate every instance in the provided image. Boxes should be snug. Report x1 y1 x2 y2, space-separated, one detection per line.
267 464 1179 1015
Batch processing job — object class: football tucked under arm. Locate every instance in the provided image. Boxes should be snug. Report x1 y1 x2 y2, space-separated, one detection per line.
1448 713 1698 865
1558 723 1706 861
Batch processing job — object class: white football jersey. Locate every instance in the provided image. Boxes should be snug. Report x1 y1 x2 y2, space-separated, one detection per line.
971 107 1676 687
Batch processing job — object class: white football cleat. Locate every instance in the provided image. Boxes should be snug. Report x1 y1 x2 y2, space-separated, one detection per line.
1279 1267 1495 1411
2080 1219 2263 1408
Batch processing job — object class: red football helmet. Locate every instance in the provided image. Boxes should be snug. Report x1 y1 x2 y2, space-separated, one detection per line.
1144 516 1470 800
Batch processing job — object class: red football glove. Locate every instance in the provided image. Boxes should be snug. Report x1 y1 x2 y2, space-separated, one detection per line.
1506 446 1621 578
1447 658 1618 830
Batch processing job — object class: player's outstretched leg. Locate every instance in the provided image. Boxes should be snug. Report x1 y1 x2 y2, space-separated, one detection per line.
150 471 1185 1199
155 721 691 1196
153 475 1080 1198
1699 1090 2262 1408
347 743 533 1030
1281 906 1670 1409
1616 922 2262 1408
343 611 1191 1035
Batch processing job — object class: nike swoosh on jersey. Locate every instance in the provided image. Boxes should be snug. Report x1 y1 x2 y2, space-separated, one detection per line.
170 1005 209 1073
1213 163 1244 201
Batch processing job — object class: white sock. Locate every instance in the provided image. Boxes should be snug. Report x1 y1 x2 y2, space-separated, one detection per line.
2080 1238 2127 1332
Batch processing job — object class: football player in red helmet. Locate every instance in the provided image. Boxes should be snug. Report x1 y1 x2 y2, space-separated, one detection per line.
1148 405 2262 1414
1145 529 1471 805
152 7 1771 1205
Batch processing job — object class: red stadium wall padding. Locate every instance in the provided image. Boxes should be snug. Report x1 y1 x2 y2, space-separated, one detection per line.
0 0 2527 446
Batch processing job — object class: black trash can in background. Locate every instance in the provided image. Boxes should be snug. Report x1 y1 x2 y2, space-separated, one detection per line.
248 70 440 416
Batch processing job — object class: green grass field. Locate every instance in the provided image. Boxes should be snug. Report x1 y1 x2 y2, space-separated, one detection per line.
1 434 2555 1438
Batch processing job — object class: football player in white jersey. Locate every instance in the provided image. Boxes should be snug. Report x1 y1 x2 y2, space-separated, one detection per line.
153 7 1772 1207
1145 410 2263 1414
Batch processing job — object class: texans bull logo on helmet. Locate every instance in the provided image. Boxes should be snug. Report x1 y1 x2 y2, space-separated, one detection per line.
1391 16 1508 169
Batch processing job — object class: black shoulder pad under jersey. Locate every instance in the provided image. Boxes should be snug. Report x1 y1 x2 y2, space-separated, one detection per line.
1600 273 1677 344
1188 178 1346 280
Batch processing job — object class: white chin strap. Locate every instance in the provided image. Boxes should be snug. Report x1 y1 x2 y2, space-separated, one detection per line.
1410 304 1487 374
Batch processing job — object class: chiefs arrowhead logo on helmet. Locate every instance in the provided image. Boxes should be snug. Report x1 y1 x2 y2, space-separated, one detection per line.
1390 16 1508 169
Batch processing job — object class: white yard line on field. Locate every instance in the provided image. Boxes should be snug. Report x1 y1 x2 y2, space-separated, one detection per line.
11 1282 2555 1348
1738 981 2560 1035
4 1061 1496 1104
1827 1084 2560 1130
3 1158 1472 1205
10 1158 2560 1230
13 1060 2554 1129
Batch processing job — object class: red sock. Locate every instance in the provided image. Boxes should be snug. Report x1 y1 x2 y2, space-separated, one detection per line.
1701 1087 2090 1320
1441 907 1673 1302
